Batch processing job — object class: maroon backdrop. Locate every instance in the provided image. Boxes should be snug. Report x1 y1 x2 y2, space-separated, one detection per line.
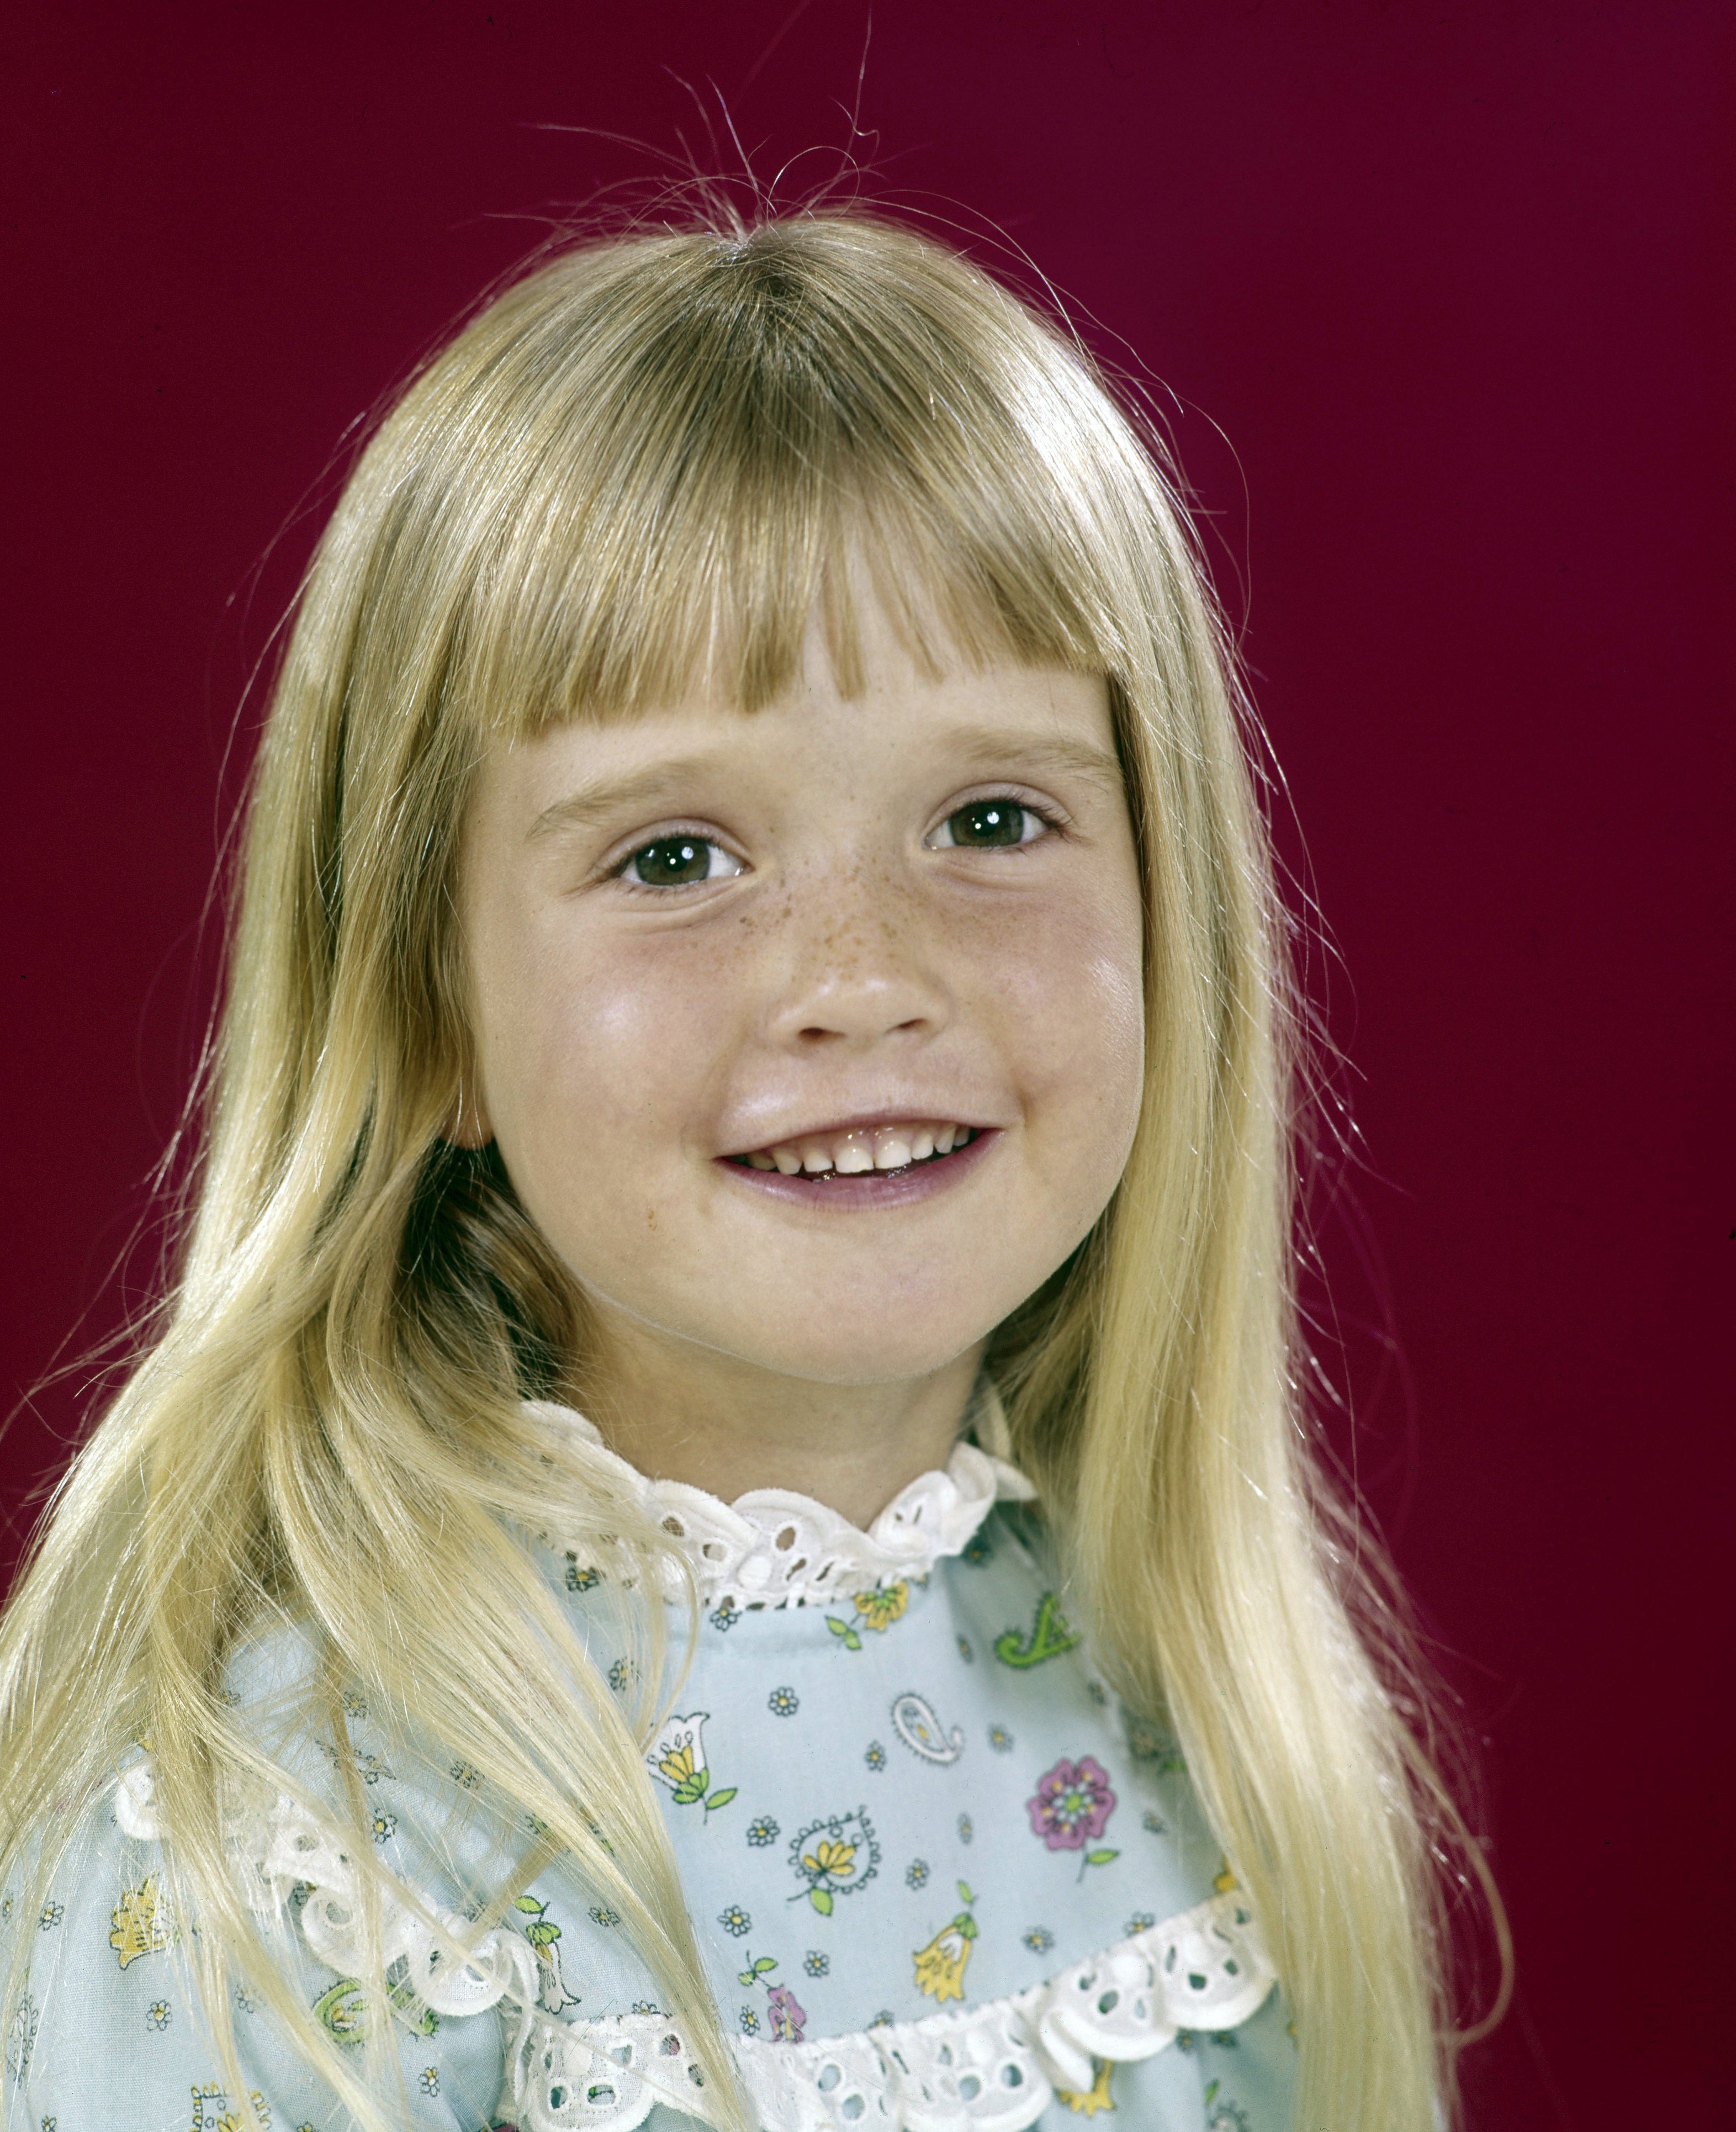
4 5 1730 2124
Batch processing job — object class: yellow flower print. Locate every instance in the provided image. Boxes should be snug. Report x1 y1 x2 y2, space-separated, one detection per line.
1056 2059 1115 2114
512 1895 581 2014
789 1809 880 1912
854 1583 909 1632
188 2085 268 2132
658 1738 698 1786
803 1838 856 1881
644 1712 737 1814
912 1923 971 2002
1213 1859 1238 1895
826 1579 915 1649
110 1875 176 1968
311 1976 435 2045
912 1882 980 2004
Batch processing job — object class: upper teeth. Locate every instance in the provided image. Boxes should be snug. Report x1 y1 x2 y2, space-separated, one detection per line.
741 1123 971 1174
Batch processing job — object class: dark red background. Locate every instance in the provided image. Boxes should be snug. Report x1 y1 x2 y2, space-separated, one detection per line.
4 5 1730 2124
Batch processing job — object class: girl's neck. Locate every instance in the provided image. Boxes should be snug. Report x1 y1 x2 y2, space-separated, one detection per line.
571 1319 986 1530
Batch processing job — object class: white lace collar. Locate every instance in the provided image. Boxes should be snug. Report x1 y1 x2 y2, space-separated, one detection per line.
524 1392 1036 1611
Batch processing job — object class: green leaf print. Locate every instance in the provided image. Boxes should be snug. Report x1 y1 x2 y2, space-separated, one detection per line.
825 1617 864 1650
672 1770 709 1806
704 1787 738 1812
809 1888 834 1916
1076 1844 1121 1881
514 1895 562 1943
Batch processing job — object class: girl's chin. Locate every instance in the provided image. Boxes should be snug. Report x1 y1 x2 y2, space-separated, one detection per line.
650 1300 1003 1392
566 1265 1007 1388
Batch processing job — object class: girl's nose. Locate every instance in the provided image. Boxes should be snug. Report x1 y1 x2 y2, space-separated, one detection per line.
761 884 953 1052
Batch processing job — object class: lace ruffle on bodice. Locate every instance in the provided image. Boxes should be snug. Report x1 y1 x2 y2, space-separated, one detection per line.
526 1400 1035 1612
113 1776 1274 2130
501 1890 1271 2130
225 1790 1269 2131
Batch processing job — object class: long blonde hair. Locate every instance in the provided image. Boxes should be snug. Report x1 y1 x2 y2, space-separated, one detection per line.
0 208 1501 2129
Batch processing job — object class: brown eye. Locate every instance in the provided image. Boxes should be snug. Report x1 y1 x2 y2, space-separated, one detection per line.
945 800 1028 847
630 838 714 885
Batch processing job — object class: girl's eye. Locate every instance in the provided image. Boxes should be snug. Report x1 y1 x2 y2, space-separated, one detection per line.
930 800 1046 849
623 837 743 886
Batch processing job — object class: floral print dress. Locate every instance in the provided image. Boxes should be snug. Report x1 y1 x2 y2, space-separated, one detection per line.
2 1402 1296 2131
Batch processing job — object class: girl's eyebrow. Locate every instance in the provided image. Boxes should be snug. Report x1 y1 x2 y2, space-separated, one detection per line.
527 758 723 842
946 729 1125 792
526 728 1124 843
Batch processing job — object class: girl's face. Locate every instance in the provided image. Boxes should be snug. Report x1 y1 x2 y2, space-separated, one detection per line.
459 596 1146 1392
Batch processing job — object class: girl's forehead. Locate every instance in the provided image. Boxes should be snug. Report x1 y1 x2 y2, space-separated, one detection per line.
494 625 1104 774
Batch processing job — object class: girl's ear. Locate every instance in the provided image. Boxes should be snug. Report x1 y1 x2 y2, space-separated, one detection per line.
443 1077 494 1150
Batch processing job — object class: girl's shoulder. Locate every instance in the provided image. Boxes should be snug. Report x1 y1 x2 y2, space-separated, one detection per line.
5 1750 516 2130
3 1617 646 2132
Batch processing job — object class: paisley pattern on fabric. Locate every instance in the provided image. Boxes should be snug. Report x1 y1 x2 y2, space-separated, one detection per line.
890 1691 967 1764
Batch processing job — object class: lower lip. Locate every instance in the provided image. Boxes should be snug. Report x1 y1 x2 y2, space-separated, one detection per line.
714 1129 999 1210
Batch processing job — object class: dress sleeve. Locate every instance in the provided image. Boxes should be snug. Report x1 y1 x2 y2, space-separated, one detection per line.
4 1607 685 2132
2 1613 531 2132
6 1776 510 2132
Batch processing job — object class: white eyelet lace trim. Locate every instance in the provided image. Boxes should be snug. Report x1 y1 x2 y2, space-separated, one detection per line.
499 1888 1271 2131
526 1397 1036 1611
119 1774 546 2018
120 1777 1274 2130
114 1757 162 1841
244 1792 543 2023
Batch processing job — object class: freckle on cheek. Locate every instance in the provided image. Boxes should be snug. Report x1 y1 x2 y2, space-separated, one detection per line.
645 1205 657 1230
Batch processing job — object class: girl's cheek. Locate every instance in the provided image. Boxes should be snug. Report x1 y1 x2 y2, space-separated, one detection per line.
977 882 1142 1046
532 925 749 1124
1012 897 1146 1151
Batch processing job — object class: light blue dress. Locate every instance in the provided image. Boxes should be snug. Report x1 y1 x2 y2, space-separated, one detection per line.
3 1404 1295 2130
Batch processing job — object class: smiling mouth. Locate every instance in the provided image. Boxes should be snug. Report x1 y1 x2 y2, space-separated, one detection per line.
727 1120 979 1179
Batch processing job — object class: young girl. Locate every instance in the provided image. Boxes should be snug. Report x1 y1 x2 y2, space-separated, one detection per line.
0 209 1492 2132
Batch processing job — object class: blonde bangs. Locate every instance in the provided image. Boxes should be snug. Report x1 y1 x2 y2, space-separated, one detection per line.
363 216 1132 747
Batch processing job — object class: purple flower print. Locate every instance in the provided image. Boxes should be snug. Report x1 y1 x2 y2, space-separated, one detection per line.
1026 1755 1117 1851
765 1984 807 2043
